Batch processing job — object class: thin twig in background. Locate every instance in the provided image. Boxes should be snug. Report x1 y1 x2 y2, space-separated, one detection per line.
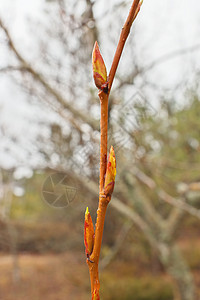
0 17 98 131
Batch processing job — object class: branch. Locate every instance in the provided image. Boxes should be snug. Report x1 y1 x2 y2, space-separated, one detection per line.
134 168 200 221
98 92 109 192
49 165 159 253
133 168 184 242
86 1 143 297
111 195 157 248
122 171 164 228
108 0 141 91
0 18 98 131
145 43 200 73
158 190 200 220
78 174 158 249
0 66 26 73
116 43 200 90
99 220 133 270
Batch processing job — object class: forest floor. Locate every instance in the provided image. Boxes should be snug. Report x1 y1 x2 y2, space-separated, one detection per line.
0 252 89 300
0 217 200 300
0 244 199 300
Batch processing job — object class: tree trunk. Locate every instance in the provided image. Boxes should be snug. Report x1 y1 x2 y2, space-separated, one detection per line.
159 243 196 300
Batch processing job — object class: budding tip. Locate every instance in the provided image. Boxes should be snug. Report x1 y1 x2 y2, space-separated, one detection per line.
85 207 89 215
92 40 107 90
92 41 99 57
109 145 116 161
110 145 115 154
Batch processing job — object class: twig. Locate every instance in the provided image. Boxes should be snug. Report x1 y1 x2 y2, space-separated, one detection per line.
158 190 200 220
145 43 200 73
108 0 140 91
99 220 133 270
79 173 157 249
134 168 200 220
116 43 200 90
0 66 25 73
0 18 98 131
85 1 142 298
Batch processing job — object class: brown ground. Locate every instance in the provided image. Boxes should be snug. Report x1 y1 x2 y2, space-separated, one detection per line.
0 249 199 300
0 252 89 300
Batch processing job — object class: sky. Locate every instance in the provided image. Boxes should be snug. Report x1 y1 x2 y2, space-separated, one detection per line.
0 0 200 171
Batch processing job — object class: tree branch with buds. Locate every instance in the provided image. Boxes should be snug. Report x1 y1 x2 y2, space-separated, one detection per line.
84 1 143 298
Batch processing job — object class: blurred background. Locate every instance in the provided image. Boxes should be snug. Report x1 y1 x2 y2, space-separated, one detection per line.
0 0 200 299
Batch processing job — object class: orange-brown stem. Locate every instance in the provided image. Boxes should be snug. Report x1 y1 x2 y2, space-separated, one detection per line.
99 90 109 192
87 91 109 296
87 194 111 295
108 0 140 91
87 0 142 298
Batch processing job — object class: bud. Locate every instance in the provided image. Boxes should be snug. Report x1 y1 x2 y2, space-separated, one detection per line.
84 207 95 256
92 288 100 300
92 41 107 90
104 146 116 197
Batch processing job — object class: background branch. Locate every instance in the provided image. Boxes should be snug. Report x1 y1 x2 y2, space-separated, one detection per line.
0 17 98 131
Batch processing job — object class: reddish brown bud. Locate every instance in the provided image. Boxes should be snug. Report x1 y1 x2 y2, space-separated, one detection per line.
92 41 107 90
84 207 94 256
104 146 116 197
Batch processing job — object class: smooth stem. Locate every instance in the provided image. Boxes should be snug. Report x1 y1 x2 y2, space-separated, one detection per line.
99 91 109 191
87 0 142 297
88 195 110 295
108 0 140 91
87 91 109 296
